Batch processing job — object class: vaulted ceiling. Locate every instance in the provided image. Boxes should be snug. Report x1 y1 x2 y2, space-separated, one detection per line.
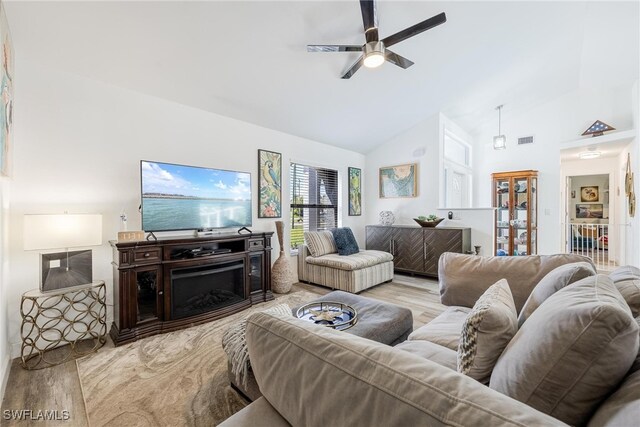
5 1 639 153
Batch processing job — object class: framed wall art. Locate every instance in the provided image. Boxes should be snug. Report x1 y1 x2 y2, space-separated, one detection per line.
580 186 599 202
348 167 361 216
576 204 603 219
0 2 13 177
258 149 282 218
379 163 417 198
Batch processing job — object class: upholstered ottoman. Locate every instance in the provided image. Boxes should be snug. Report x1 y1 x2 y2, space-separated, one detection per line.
228 291 413 401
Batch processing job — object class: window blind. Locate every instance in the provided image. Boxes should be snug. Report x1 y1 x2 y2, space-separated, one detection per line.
290 163 338 251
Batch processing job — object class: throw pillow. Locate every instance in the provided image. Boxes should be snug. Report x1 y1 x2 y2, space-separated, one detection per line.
518 262 596 327
490 274 639 426
457 279 518 384
331 227 359 256
304 231 338 257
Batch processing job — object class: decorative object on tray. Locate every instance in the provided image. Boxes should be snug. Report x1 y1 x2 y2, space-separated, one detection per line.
582 120 615 137
413 214 444 227
271 221 294 294
379 163 417 198
379 210 395 225
296 301 357 330
348 167 362 216
258 149 282 218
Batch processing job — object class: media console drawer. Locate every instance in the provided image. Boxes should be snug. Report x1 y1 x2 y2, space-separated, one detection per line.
133 247 162 263
248 239 264 251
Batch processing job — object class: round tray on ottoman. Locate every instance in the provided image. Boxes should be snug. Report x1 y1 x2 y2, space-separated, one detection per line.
295 301 357 331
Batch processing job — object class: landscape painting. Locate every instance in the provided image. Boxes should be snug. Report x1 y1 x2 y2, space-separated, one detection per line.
379 163 417 198
348 167 361 216
576 204 604 219
258 149 282 218
0 2 13 177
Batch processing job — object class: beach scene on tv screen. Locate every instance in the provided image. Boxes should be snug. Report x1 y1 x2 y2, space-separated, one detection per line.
141 161 251 231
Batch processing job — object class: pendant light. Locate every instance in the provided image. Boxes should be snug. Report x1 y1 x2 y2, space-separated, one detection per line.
493 105 506 150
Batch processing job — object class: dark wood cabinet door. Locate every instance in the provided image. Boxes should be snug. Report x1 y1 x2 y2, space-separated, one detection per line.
130 266 163 326
365 226 394 252
424 229 463 275
393 228 425 272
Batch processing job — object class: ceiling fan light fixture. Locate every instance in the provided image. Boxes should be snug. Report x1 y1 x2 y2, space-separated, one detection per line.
363 41 385 68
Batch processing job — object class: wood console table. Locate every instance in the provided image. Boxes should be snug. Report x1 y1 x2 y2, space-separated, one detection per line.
110 232 274 346
365 225 471 277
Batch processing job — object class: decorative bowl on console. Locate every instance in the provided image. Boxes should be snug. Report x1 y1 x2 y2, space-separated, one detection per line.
413 217 444 227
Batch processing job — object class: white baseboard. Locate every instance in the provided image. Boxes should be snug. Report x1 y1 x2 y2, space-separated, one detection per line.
0 353 11 403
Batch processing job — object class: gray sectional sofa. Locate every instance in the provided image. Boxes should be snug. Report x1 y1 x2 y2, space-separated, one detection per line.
221 253 640 427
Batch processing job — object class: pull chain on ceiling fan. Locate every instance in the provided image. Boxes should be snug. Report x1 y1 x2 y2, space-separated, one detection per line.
307 0 447 79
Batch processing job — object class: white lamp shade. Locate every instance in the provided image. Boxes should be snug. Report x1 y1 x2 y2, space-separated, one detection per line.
24 214 103 250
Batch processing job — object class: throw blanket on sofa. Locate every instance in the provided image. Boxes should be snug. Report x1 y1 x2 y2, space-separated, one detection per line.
222 304 292 387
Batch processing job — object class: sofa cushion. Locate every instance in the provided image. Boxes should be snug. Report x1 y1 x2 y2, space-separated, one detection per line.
518 262 596 326
395 340 457 370
246 312 562 427
304 231 337 257
631 317 640 374
305 250 393 271
587 370 640 427
609 265 640 282
490 274 639 426
330 227 359 256
458 279 518 384
438 252 595 313
609 266 640 317
408 306 470 351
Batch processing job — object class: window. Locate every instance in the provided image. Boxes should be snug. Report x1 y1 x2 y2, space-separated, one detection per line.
290 163 338 252
442 130 472 208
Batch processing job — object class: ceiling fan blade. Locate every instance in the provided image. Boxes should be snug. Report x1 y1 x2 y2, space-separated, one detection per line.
382 12 446 48
360 0 379 43
307 45 363 53
385 50 414 69
341 55 364 79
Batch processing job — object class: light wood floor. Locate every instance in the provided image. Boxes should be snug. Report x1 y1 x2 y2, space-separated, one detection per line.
1 274 444 426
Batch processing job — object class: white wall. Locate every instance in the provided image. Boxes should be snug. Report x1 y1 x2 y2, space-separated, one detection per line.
473 86 636 255
364 113 492 251
0 180 10 400
6 61 366 358
365 113 440 226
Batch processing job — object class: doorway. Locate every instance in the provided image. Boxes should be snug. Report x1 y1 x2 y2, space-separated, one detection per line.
565 174 615 270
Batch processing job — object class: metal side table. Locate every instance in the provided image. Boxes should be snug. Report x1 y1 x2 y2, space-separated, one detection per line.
20 281 107 370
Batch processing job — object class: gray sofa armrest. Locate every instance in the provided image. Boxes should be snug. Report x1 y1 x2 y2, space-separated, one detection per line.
438 252 595 312
219 397 290 427
246 312 566 427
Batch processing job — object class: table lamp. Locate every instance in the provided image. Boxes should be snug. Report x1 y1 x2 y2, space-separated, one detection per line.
23 213 103 291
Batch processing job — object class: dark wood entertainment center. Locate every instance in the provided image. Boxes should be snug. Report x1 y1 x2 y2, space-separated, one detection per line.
110 232 274 346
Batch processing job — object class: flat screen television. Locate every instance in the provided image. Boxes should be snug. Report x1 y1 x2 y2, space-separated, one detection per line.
141 160 252 232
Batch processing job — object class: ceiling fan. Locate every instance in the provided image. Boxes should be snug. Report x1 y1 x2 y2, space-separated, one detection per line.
307 0 446 79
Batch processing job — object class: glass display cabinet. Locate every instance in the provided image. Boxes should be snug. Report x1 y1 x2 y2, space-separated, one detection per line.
492 170 538 256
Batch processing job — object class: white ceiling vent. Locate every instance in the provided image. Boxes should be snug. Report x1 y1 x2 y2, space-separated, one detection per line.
517 136 535 145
